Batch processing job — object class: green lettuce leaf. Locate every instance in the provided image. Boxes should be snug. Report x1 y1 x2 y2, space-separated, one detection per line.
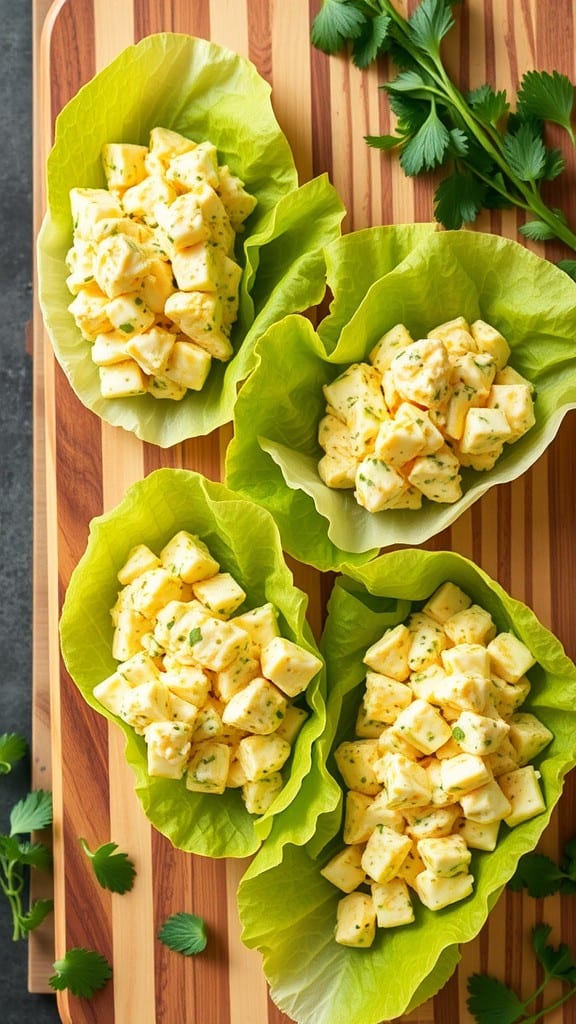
238 549 576 1023
59 469 336 859
37 33 344 446
226 228 576 571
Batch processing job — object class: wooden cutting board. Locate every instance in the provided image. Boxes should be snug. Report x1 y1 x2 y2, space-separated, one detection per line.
32 1 576 1022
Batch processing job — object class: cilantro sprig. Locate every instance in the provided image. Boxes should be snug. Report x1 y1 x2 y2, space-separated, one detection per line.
311 0 576 273
0 758 54 941
79 838 136 894
467 924 576 1023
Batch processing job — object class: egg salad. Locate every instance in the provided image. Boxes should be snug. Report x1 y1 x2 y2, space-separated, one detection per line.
92 530 322 815
320 581 552 947
318 317 535 511
65 127 257 401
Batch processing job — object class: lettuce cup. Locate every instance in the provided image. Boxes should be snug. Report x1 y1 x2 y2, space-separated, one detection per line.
37 32 344 445
59 469 336 859
226 227 576 571
237 549 576 1024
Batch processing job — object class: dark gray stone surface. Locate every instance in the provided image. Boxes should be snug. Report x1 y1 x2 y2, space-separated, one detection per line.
0 1 60 1018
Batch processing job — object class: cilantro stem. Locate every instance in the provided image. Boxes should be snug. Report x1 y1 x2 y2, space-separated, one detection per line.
0 857 25 939
521 984 576 1024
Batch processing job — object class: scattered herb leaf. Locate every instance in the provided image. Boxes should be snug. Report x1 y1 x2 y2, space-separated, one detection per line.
79 839 136 894
0 733 27 774
509 835 576 897
9 790 53 835
158 912 208 956
49 948 113 998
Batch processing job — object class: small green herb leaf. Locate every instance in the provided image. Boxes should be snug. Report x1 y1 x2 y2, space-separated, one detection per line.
543 147 566 181
532 923 576 984
517 69 575 136
519 219 558 242
365 133 404 151
9 791 53 835
158 912 208 956
508 837 576 896
49 948 113 998
352 13 391 69
408 0 455 57
502 123 548 181
310 0 367 55
80 839 136 894
384 69 436 97
434 170 486 228
467 83 510 125
400 99 451 175
0 733 27 774
19 898 54 934
558 259 576 280
16 840 53 872
466 972 525 1024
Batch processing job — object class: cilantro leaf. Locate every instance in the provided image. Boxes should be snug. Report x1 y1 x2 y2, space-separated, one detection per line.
532 923 576 984
49 948 113 998
448 128 469 157
0 733 27 774
352 14 391 69
384 69 437 97
387 92 430 132
408 0 455 57
519 220 558 243
158 912 208 956
400 99 451 175
19 898 54 934
517 70 575 137
467 83 510 125
508 841 576 896
434 169 486 228
0 834 23 861
466 972 525 1024
508 850 567 895
502 123 548 181
558 259 576 280
311 0 367 55
80 839 136 894
9 791 53 835
365 133 403 151
543 147 566 181
16 840 53 873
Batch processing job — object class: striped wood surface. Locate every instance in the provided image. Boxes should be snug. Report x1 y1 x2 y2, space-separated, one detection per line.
33 1 576 1022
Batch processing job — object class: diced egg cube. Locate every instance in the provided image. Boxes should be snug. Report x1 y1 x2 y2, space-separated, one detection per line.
260 636 322 698
221 677 287 735
371 877 415 928
361 825 413 884
320 844 366 893
487 633 536 683
335 892 376 948
415 869 474 910
499 765 546 827
185 740 230 794
417 834 471 877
